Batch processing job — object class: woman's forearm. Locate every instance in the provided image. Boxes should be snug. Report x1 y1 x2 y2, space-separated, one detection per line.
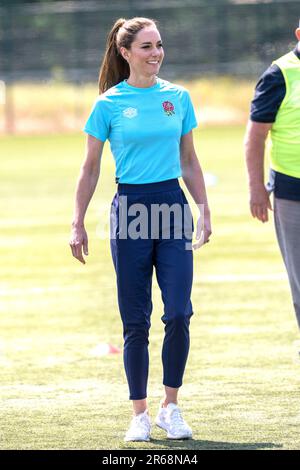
182 158 210 214
72 166 100 227
72 135 104 227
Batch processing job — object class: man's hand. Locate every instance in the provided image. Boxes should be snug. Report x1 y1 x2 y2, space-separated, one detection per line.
250 184 272 223
244 120 273 223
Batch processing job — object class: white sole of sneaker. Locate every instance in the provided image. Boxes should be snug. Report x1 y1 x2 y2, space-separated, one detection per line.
155 422 192 440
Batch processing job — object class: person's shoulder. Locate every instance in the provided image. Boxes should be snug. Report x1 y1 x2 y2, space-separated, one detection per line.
96 82 124 104
255 62 284 90
261 63 283 79
273 50 299 70
158 78 190 97
273 50 296 63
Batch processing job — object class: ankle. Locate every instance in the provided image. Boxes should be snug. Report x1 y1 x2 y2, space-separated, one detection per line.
162 399 177 407
133 407 148 416
133 399 148 416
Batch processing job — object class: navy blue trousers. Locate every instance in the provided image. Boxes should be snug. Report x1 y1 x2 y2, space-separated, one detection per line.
110 178 193 400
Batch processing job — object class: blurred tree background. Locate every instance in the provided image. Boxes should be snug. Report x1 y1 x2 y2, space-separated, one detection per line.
0 0 298 133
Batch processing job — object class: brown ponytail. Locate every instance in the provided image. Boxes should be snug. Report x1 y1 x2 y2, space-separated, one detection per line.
98 17 157 94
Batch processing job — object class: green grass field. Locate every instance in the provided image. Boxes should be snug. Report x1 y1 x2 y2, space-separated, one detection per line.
1 127 300 450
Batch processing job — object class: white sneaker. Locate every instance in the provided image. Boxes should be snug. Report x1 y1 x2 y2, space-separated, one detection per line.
124 409 151 442
155 402 192 439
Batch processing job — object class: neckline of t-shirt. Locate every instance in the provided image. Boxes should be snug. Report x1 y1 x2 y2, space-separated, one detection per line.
122 77 162 92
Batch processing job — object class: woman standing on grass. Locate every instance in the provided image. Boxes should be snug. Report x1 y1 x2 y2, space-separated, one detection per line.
69 17 211 442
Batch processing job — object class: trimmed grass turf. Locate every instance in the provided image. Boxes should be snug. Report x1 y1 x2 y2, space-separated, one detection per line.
1 127 300 450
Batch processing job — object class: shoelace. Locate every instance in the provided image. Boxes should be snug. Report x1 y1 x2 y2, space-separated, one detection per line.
168 408 186 429
130 414 150 432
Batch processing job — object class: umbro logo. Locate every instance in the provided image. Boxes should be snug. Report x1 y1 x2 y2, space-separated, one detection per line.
123 107 138 119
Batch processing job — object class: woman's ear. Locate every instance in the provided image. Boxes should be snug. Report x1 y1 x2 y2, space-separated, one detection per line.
295 27 300 42
119 46 129 62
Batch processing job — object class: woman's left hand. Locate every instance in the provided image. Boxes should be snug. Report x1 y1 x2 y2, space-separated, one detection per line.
192 209 212 250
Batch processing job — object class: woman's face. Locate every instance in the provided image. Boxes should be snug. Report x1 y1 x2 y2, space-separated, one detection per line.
121 26 164 77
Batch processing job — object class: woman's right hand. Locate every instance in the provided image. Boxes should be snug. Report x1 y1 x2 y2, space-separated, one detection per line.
192 207 212 250
69 223 89 264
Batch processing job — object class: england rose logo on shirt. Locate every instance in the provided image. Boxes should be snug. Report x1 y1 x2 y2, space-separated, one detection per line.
162 101 175 116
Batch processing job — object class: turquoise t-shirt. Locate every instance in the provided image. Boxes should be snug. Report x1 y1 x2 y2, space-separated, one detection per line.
83 77 198 184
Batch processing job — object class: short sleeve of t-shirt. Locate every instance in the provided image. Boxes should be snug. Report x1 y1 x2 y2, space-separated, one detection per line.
250 64 286 123
181 90 198 135
83 96 111 142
